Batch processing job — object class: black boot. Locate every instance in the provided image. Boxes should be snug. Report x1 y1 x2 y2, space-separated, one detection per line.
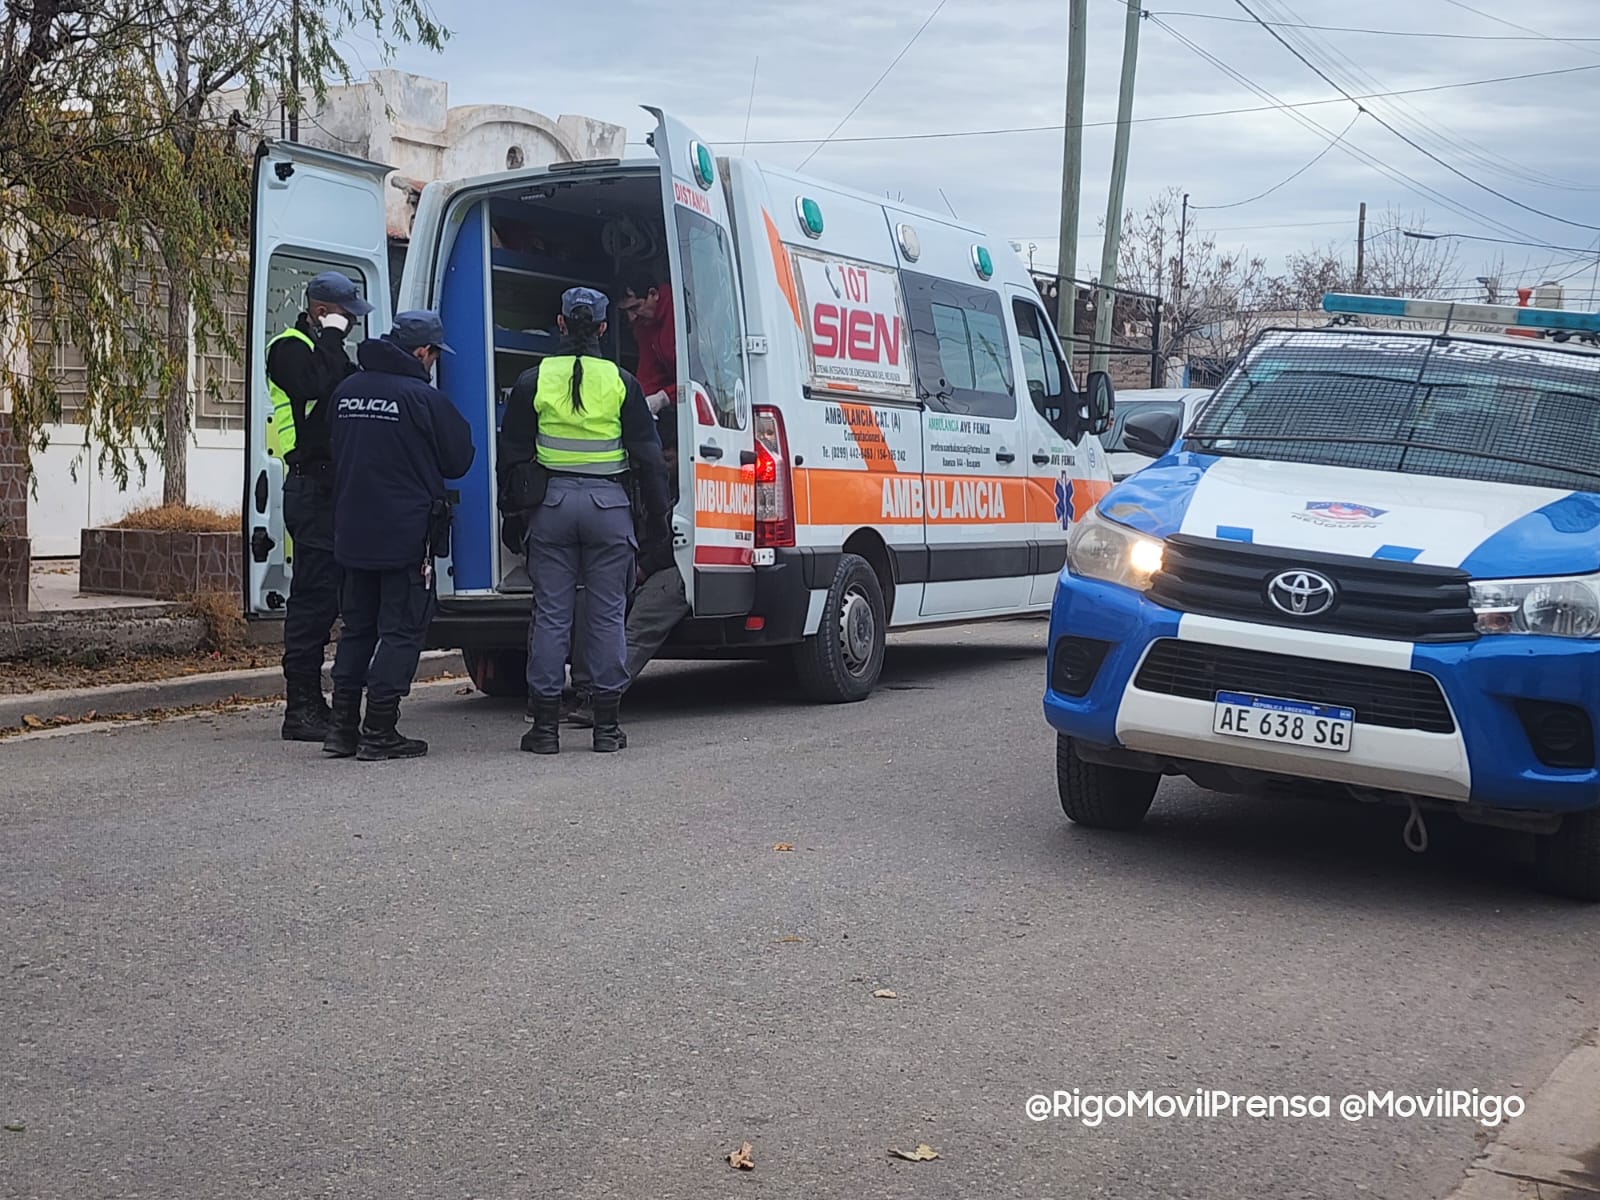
356 697 428 761
281 674 331 742
321 689 362 758
520 697 562 755
563 691 595 728
591 692 627 753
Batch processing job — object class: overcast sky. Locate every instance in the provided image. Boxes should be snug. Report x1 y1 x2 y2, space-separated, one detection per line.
367 0 1600 300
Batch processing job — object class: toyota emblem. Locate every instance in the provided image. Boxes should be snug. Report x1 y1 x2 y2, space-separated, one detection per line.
1267 569 1336 617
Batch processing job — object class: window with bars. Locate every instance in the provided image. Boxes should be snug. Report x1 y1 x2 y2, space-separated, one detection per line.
194 273 248 431
1188 328 1600 492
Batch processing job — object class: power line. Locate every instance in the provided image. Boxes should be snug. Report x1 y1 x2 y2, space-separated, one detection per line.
1249 0 1599 195
1230 0 1600 231
795 0 951 170
1150 9 1600 42
1438 0 1600 60
1193 111 1361 210
1150 16 1548 245
731 60 1600 148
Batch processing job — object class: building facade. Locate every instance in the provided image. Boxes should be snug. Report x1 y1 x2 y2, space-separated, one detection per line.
26 72 625 556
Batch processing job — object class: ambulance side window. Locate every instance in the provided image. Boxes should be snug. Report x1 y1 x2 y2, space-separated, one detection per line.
903 271 1015 420
1012 297 1074 438
676 210 747 431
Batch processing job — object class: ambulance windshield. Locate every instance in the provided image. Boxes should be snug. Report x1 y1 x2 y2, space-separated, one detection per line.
1187 328 1600 492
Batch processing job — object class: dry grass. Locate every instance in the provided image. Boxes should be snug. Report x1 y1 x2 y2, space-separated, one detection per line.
185 590 247 654
110 503 237 533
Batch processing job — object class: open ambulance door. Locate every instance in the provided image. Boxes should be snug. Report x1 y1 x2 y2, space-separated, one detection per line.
646 108 757 618
244 140 392 617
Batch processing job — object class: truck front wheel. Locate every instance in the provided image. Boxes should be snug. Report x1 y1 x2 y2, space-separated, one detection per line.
1534 810 1600 902
1056 735 1160 830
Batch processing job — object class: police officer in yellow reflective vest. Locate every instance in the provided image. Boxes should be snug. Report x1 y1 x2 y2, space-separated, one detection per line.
265 271 369 741
497 287 672 754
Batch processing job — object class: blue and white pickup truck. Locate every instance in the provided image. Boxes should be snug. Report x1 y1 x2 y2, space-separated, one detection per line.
1043 294 1600 899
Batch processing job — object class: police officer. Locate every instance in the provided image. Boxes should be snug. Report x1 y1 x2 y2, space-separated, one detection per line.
266 270 369 741
323 311 475 761
498 287 671 755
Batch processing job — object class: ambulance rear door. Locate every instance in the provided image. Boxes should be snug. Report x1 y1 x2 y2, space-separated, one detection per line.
647 108 757 618
244 140 392 617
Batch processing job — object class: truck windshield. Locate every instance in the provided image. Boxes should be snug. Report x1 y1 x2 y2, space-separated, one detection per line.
1186 328 1600 491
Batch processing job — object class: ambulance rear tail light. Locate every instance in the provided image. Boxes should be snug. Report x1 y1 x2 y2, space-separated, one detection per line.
1321 292 1600 336
752 405 795 548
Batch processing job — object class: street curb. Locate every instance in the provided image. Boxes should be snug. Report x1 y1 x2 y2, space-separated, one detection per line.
0 650 467 730
1445 1029 1600 1199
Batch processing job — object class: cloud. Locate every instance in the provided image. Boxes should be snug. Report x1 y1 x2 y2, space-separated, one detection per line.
378 0 1600 295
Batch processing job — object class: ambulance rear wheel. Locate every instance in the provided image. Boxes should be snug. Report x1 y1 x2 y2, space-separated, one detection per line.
463 647 528 699
1056 735 1159 830
1534 810 1600 902
794 553 886 704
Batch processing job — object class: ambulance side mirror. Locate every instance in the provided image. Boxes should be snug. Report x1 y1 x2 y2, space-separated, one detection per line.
1084 371 1114 437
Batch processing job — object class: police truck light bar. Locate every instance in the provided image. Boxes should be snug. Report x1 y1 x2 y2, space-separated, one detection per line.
1322 293 1600 335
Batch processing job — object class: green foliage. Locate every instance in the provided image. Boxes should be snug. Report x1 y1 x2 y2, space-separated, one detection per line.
0 0 448 496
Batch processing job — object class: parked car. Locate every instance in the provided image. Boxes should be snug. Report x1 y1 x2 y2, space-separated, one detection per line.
1105 388 1213 480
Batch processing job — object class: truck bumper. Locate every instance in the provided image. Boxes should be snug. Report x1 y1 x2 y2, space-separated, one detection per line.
1043 572 1600 814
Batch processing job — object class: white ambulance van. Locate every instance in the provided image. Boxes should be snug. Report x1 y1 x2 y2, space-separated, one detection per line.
244 109 1115 702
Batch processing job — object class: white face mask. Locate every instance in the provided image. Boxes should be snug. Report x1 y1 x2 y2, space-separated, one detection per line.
319 311 351 333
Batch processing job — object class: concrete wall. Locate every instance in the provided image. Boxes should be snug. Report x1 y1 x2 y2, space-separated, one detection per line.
220 70 627 240
29 430 242 558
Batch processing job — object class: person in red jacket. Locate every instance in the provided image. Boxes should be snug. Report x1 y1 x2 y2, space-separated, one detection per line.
618 270 677 450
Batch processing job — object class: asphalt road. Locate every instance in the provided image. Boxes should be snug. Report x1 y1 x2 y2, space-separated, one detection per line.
4 620 1599 1200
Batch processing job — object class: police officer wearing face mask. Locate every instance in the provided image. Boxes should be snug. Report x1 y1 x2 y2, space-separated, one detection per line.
498 287 671 755
266 270 370 742
322 311 476 762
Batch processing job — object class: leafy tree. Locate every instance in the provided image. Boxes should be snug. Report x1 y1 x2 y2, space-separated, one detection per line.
1 0 447 501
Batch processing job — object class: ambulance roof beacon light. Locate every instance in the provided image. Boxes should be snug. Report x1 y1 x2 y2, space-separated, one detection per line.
690 141 715 190
972 244 994 281
796 196 824 239
1320 292 1600 336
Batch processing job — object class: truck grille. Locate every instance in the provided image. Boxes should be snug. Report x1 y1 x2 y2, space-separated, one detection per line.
1132 640 1457 734
1148 535 1476 643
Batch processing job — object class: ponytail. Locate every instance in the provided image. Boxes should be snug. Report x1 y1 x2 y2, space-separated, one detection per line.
564 304 600 413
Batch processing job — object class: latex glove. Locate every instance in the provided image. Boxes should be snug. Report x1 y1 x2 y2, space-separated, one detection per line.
318 312 351 334
645 390 671 415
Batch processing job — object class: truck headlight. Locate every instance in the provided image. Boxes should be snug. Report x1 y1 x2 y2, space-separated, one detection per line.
1067 507 1165 590
1469 574 1600 638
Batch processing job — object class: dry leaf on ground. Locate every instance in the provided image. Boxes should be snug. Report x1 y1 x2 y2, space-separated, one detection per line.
888 1143 939 1162
20 714 43 729
872 988 898 1000
772 842 794 852
726 1142 755 1170
454 686 474 696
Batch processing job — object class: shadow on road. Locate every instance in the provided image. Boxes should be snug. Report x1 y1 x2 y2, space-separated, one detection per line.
1044 780 1569 909
462 626 1046 721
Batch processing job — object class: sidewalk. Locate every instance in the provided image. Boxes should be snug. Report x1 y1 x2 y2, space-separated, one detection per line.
28 558 178 618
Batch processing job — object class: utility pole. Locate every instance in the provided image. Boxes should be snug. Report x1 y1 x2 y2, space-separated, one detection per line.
1092 0 1143 375
1055 0 1088 346
1355 201 1367 291
288 0 301 142
1171 191 1188 388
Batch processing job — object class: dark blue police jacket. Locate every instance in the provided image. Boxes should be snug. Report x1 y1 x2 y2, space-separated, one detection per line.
329 336 476 571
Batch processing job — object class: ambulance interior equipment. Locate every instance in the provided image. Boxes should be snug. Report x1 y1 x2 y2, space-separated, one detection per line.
1044 292 1600 900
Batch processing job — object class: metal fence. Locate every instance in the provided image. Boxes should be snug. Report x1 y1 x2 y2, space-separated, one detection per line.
1030 272 1164 389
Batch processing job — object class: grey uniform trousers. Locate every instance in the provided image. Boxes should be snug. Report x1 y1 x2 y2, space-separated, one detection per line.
570 563 691 697
524 475 636 699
